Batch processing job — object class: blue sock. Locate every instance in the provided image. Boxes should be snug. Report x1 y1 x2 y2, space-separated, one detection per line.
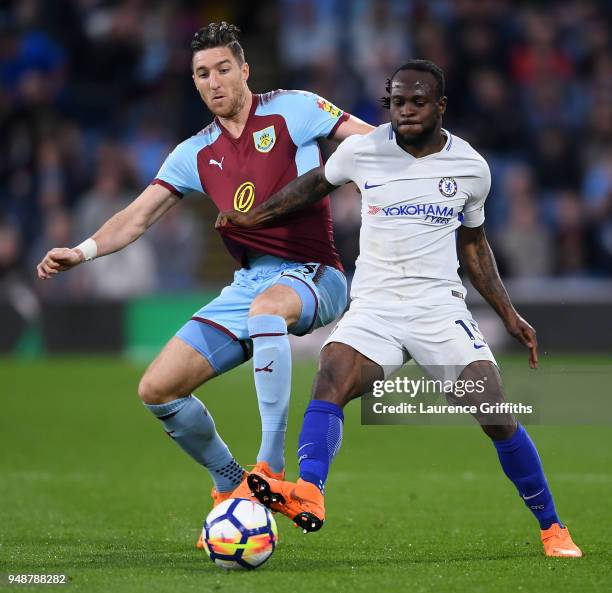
145 395 244 492
493 423 562 530
248 314 291 474
298 400 344 493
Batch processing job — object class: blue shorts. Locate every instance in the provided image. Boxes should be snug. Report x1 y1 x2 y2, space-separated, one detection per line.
176 255 347 374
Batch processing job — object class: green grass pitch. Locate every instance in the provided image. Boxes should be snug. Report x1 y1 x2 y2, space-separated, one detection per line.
1 356 610 592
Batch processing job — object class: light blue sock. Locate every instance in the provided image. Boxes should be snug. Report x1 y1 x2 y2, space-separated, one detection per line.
145 395 243 492
248 314 291 474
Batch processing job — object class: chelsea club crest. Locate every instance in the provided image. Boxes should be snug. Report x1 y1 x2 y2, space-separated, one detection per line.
438 177 458 197
253 125 276 153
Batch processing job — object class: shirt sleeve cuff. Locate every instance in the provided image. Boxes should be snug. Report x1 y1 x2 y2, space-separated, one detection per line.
327 112 350 139
151 178 184 198
461 212 485 227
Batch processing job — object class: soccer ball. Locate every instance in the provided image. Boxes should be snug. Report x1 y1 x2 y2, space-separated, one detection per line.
202 498 278 570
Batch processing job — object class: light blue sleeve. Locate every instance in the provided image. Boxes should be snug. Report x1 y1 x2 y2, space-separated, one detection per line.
154 128 220 195
258 90 348 147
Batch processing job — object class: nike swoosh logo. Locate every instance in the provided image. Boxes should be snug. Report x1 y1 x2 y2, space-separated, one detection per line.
289 488 309 505
473 344 487 349
364 181 385 189
522 488 545 500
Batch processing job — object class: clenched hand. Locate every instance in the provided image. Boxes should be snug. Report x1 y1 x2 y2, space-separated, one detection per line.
215 210 258 229
37 248 84 279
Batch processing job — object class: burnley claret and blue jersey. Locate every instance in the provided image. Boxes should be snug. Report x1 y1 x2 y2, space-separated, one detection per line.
153 90 348 271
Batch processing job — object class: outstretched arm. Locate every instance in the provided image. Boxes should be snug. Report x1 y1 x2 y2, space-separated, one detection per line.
37 183 179 279
457 224 538 369
330 115 374 141
216 166 337 229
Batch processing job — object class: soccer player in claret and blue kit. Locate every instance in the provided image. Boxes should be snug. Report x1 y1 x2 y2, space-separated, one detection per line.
36 22 373 547
218 59 583 558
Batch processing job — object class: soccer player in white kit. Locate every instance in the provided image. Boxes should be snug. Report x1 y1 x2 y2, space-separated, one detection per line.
217 60 582 558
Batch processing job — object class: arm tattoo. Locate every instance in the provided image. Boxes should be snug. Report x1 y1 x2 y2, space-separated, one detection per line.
458 226 515 322
249 167 336 226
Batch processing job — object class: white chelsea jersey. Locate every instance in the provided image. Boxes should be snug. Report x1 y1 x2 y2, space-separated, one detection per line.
325 124 491 304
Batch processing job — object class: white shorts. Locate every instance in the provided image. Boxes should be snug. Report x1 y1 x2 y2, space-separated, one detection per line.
323 298 497 381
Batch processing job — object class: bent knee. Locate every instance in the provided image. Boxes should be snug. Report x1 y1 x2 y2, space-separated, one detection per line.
460 359 498 380
249 294 287 318
138 375 173 405
249 285 302 325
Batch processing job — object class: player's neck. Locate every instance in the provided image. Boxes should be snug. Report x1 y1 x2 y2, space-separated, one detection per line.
396 126 446 159
217 91 253 139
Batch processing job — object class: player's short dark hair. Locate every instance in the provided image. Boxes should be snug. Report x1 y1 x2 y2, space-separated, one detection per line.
380 59 446 109
190 22 245 67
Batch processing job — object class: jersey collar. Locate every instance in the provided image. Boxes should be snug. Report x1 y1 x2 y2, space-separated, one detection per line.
390 125 452 159
215 93 260 143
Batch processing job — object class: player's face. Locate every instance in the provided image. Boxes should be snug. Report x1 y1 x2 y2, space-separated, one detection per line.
192 47 249 118
389 70 446 145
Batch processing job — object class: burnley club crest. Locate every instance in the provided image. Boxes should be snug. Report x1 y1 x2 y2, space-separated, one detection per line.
253 126 276 153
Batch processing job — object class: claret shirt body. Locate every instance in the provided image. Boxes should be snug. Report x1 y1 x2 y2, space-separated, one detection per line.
153 91 348 270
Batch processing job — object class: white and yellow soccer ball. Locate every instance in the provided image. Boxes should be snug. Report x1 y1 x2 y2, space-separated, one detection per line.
202 498 278 570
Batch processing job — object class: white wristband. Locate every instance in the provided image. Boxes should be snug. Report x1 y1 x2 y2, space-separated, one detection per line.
74 238 98 261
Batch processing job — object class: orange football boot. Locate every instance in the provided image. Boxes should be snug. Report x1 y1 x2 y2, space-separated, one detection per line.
248 473 325 532
229 461 285 500
541 523 583 557
195 484 240 549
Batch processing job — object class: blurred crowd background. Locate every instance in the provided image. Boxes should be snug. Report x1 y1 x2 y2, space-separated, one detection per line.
1 0 611 303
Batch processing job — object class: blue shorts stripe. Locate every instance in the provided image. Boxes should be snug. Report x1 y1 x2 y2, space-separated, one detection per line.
176 317 250 374
191 317 252 362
